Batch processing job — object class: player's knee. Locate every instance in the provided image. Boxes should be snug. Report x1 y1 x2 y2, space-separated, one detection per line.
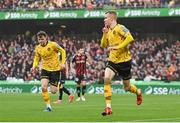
50 86 58 94
51 89 57 94
104 78 111 85
124 86 130 91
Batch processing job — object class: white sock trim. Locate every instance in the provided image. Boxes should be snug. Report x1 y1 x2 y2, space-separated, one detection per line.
47 104 51 108
106 104 111 108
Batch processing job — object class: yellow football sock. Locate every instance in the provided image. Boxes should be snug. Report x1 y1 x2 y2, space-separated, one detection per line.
104 84 112 108
42 90 50 105
130 84 139 95
104 84 112 97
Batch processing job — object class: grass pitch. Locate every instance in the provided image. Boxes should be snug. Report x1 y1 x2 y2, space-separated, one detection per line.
0 93 180 122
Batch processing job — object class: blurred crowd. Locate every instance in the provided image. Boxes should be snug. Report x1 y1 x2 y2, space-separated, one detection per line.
0 0 180 10
131 37 179 82
0 34 35 82
0 32 179 82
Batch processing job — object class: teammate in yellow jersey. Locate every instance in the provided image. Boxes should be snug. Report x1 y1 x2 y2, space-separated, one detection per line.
32 31 66 112
100 11 142 116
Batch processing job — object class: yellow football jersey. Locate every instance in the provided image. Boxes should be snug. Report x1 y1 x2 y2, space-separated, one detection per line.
101 24 134 63
33 41 66 71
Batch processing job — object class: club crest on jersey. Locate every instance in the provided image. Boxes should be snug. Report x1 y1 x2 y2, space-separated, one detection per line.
113 31 116 35
47 47 51 51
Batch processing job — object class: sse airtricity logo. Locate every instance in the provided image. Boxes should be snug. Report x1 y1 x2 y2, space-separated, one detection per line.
87 85 95 94
44 12 49 18
145 86 153 94
5 13 10 19
84 11 90 18
124 10 131 17
31 86 38 93
168 9 175 16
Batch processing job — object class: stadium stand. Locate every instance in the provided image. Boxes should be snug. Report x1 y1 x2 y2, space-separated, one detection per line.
0 0 179 82
0 0 180 10
0 32 179 82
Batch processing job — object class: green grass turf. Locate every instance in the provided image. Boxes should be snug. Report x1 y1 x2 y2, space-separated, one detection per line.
0 93 180 122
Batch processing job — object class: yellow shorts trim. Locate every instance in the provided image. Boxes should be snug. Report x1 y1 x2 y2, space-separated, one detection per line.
41 76 49 79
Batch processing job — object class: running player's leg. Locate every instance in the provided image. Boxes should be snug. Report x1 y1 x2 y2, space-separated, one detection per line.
121 61 142 105
81 80 86 101
61 70 74 102
41 78 51 112
61 83 74 103
41 70 51 112
54 83 63 104
49 70 60 94
54 71 65 104
60 71 70 96
59 83 63 100
102 67 115 116
49 70 60 105
61 80 70 96
76 76 81 101
123 79 142 105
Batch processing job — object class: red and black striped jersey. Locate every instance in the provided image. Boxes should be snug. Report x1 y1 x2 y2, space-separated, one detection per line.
72 54 87 76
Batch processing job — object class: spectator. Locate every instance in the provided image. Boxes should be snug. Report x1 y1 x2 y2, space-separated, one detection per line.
0 32 179 82
0 0 180 10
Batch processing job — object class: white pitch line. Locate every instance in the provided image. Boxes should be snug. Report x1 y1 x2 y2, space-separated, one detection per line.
132 117 180 122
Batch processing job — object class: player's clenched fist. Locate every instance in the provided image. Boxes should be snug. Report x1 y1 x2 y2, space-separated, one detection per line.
31 67 38 74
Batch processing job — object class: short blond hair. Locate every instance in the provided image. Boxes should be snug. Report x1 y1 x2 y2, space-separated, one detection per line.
105 10 117 19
